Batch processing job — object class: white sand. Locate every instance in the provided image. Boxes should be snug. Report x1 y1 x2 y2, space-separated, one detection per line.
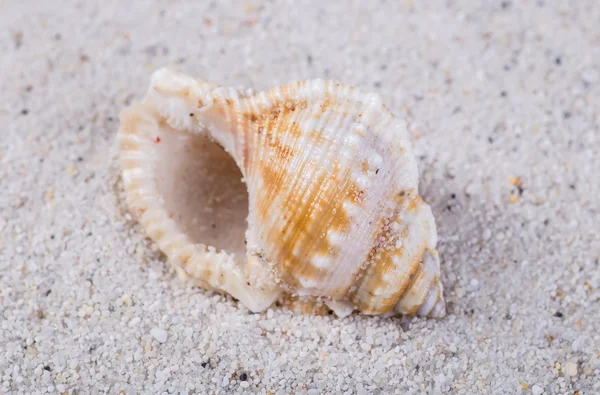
1 1 599 394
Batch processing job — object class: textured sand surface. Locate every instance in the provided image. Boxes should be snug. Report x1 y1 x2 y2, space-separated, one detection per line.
1 1 599 394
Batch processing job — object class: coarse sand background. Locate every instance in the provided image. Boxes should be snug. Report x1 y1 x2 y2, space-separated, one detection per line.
1 1 599 394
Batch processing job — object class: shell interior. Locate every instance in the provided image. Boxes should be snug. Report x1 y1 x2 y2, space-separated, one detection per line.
154 126 248 260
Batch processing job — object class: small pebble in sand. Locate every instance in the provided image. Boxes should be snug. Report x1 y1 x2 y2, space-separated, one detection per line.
150 328 168 343
564 361 578 377
531 385 543 395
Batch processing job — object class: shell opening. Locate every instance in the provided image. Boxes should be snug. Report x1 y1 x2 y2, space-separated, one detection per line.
153 122 249 260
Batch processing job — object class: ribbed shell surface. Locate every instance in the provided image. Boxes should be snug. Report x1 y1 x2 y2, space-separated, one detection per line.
118 68 445 318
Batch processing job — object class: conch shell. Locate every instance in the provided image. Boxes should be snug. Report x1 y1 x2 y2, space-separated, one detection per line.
118 68 445 318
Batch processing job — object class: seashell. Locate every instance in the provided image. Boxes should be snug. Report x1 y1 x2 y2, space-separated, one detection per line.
118 68 445 318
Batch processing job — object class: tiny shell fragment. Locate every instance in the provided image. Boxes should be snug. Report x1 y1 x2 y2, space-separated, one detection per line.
118 68 445 318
